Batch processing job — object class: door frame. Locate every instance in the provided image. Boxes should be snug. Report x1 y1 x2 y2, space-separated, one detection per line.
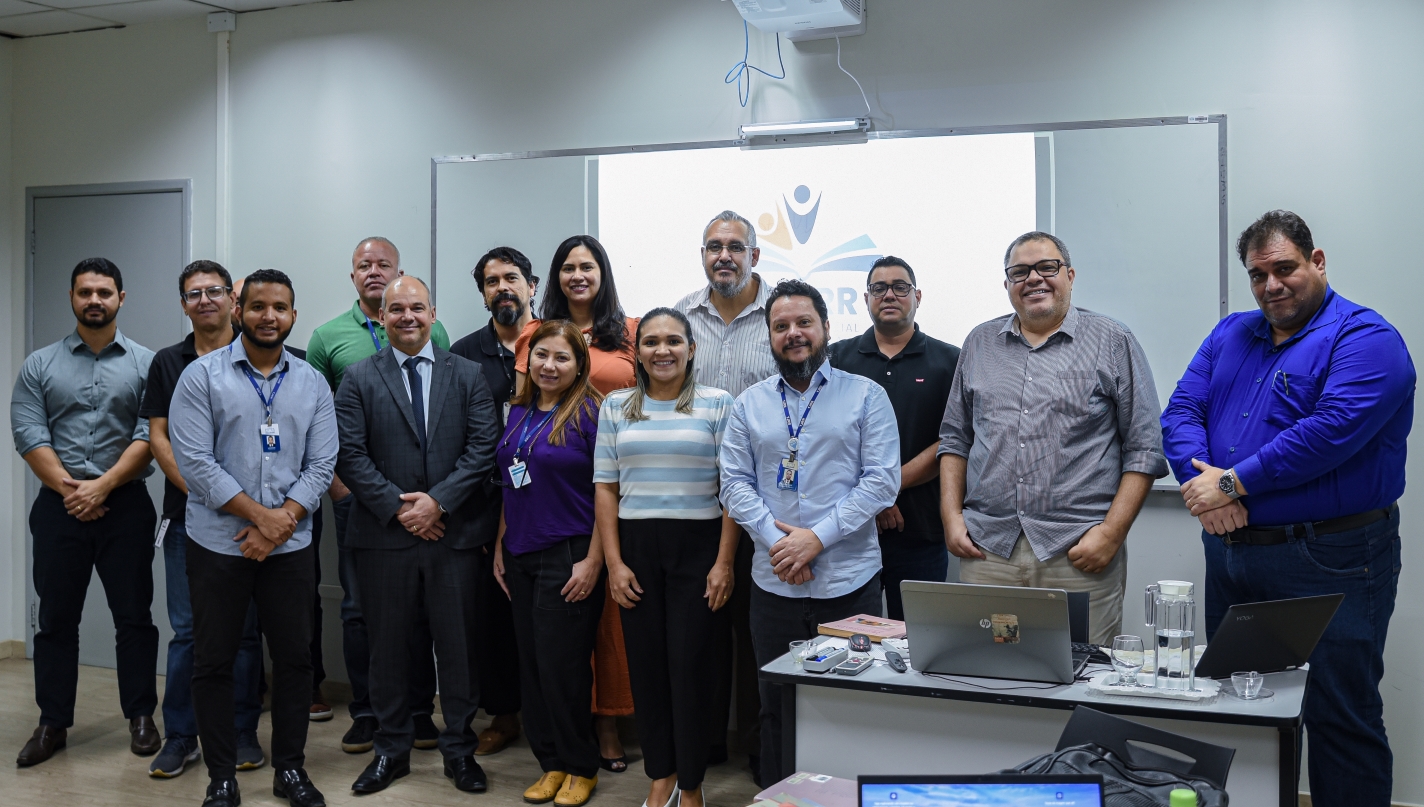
22 179 192 654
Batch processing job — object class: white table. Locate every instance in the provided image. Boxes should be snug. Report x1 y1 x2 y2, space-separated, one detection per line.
760 652 1306 807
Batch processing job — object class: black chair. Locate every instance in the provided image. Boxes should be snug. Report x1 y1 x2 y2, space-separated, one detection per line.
1056 706 1235 790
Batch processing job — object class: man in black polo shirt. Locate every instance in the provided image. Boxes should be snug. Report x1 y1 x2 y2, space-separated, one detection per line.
449 246 538 755
829 256 960 619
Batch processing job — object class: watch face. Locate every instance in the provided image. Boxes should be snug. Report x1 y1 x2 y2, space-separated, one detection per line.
1218 473 1234 494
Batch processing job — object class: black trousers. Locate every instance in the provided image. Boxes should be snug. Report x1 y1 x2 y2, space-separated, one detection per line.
356 540 484 758
188 539 314 779
708 531 760 755
618 518 724 790
477 546 522 716
749 574 882 787
504 536 605 779
29 482 158 728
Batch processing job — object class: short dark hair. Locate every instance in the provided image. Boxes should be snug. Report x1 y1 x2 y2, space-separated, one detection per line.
765 279 829 326
1003 231 1071 269
178 260 233 296
473 247 536 286
71 257 122 293
868 256 916 286
239 269 295 307
1236 210 1314 266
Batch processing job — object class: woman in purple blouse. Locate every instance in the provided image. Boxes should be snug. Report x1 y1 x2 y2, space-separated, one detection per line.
493 320 606 807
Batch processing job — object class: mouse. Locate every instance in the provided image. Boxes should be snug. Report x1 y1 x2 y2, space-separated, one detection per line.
849 633 872 653
885 650 907 673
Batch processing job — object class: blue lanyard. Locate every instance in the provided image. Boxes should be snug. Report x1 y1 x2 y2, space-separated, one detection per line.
240 363 287 423
363 316 384 353
778 377 827 456
507 405 557 460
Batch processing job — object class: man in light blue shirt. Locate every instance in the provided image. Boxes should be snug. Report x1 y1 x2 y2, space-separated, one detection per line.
169 269 336 807
720 279 900 786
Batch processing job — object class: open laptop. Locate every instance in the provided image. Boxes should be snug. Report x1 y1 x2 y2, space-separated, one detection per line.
1195 593 1344 679
860 775 1105 807
901 581 1084 684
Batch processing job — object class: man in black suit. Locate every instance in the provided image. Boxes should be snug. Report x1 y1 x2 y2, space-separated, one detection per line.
334 276 501 795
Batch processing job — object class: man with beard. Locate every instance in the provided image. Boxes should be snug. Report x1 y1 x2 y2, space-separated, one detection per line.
11 257 160 767
938 232 1167 646
449 246 538 755
307 237 450 753
1162 211 1413 807
170 270 337 807
672 210 776 776
720 279 899 786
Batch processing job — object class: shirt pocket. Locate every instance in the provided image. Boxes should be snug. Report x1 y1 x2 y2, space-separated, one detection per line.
1050 371 1109 421
1264 373 1320 430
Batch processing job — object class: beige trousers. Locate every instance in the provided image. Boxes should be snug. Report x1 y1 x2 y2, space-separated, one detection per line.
958 533 1127 646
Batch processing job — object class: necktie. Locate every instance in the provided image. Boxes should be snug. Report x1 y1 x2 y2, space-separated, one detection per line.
403 356 427 457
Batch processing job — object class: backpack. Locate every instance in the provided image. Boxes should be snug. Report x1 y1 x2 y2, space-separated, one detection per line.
1005 742 1229 807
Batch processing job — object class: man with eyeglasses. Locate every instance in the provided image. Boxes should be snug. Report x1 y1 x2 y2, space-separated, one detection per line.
830 257 959 620
140 262 267 778
673 210 778 779
938 232 1168 645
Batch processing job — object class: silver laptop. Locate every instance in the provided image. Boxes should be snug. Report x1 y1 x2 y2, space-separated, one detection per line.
901 581 1078 684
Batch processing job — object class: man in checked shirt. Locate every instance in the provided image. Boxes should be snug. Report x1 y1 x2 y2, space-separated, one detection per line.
938 232 1169 645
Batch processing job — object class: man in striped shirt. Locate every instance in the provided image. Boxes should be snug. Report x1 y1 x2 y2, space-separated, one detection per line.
938 232 1168 645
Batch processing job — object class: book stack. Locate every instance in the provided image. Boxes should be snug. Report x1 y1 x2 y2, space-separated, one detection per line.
816 614 906 642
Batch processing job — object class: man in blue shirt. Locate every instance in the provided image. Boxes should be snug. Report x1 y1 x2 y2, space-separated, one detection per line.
721 279 900 786
1161 210 1413 807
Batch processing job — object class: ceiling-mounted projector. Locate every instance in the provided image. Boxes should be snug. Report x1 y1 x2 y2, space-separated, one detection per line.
730 0 866 42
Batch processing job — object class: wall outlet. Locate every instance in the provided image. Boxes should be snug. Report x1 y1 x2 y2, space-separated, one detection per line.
208 11 236 33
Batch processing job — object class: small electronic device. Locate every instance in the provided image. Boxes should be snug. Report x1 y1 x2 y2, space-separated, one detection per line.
802 645 849 674
884 650 908 673
848 633 872 653
834 655 873 676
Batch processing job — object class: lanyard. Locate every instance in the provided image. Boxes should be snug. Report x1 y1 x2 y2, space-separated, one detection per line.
506 405 557 460
363 315 384 353
778 377 827 457
240 364 287 424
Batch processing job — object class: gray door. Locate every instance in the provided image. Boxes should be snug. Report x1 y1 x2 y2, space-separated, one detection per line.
25 182 191 668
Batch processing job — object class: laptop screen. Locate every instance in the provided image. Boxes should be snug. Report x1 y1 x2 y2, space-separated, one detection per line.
861 779 1104 807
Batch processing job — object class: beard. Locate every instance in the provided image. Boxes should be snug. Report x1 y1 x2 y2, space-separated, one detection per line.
240 319 294 350
76 304 117 329
775 337 829 384
708 262 751 299
489 292 526 327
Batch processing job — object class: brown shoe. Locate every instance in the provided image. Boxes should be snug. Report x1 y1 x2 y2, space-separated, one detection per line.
554 774 598 807
16 725 66 767
309 700 333 722
475 726 520 756
524 771 568 804
130 716 161 756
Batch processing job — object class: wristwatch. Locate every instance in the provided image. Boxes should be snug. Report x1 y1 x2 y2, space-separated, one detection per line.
1218 468 1241 500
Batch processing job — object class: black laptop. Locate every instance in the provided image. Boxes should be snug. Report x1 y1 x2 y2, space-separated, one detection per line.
1195 594 1344 679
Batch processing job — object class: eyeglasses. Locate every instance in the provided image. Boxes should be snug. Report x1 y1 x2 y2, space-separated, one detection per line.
181 286 232 304
868 281 915 298
704 241 748 255
1005 259 1065 284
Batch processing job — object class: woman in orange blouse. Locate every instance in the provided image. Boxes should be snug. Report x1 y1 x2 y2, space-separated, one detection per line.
514 234 638 772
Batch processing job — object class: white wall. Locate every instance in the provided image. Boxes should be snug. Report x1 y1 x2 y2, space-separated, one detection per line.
0 35 15 649
4 0 1423 800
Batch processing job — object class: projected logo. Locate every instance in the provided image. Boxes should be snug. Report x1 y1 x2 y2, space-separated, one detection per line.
754 184 881 339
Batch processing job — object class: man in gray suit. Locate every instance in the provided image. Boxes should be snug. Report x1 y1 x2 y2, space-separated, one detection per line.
334 276 501 795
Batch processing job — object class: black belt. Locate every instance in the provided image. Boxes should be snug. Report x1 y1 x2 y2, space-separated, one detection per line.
1222 503 1395 546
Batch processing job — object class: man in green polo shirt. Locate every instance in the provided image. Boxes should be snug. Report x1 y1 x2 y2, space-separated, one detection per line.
308 236 450 755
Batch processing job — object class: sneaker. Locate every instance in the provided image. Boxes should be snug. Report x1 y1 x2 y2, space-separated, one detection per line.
309 690 333 722
236 729 266 771
342 715 377 753
148 735 201 778
413 713 440 750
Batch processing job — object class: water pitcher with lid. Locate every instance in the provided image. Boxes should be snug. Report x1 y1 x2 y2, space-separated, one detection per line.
1144 580 1196 690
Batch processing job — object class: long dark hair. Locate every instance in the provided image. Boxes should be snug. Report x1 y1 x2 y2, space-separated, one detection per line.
541 235 629 353
623 308 698 422
508 320 603 446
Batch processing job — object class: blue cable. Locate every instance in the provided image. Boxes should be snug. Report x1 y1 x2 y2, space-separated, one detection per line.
725 20 786 108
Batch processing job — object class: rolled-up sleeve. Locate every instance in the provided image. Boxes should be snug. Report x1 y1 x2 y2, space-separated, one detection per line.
11 355 52 457
719 397 780 550
1114 329 1169 478
811 384 900 548
170 363 246 511
287 384 338 514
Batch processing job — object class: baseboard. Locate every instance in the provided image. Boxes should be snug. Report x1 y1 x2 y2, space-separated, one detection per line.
0 639 25 659
1300 793 1421 807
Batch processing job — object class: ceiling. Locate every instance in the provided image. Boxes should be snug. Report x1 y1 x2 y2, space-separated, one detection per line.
0 0 339 38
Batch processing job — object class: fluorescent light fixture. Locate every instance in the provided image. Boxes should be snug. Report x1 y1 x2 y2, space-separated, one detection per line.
738 118 869 138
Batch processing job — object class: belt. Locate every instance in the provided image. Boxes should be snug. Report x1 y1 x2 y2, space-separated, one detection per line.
1222 503 1396 546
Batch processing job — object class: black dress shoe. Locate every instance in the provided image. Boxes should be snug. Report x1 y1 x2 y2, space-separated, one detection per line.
202 777 241 807
351 754 410 794
444 755 488 793
130 716 162 756
273 768 326 807
16 725 66 767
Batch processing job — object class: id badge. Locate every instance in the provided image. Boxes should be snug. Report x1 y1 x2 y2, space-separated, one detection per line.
776 458 799 491
260 422 281 453
508 460 531 488
154 517 171 549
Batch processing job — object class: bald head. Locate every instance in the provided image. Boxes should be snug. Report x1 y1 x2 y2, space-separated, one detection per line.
351 237 402 316
380 275 435 355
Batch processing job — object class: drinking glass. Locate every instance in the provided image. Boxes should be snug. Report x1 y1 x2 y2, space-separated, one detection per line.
1231 671 1265 699
1110 635 1146 686
789 640 808 667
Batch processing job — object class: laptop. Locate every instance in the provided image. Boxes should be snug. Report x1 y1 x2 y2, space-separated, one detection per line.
1195 594 1344 679
860 774 1105 807
901 581 1083 684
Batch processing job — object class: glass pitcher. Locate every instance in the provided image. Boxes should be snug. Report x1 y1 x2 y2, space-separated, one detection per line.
1144 580 1196 691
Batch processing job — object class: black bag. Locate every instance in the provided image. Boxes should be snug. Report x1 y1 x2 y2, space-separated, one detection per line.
1004 743 1229 807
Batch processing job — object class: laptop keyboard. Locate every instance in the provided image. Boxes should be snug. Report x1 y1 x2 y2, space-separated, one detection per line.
1072 642 1112 664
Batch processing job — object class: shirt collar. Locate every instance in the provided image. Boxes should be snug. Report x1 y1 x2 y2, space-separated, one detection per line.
779 360 832 394
391 339 436 365
855 323 925 357
227 335 291 376
65 328 133 356
349 299 381 328
478 320 517 357
691 272 771 320
1003 305 1080 342
1245 286 1340 344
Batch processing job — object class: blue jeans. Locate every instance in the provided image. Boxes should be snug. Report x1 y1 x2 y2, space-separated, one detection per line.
1203 507 1401 807
879 538 950 621
161 522 263 738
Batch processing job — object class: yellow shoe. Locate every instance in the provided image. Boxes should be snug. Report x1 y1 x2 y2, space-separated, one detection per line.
554 773 598 806
525 771 569 804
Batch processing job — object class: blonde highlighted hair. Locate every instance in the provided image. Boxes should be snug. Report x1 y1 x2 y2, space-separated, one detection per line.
510 320 603 446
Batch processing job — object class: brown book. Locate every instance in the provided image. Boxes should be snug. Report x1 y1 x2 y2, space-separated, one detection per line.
816 614 906 642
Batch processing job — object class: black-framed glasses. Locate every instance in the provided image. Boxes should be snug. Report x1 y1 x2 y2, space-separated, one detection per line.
1005 259 1065 284
181 286 232 304
704 241 748 255
867 281 915 298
